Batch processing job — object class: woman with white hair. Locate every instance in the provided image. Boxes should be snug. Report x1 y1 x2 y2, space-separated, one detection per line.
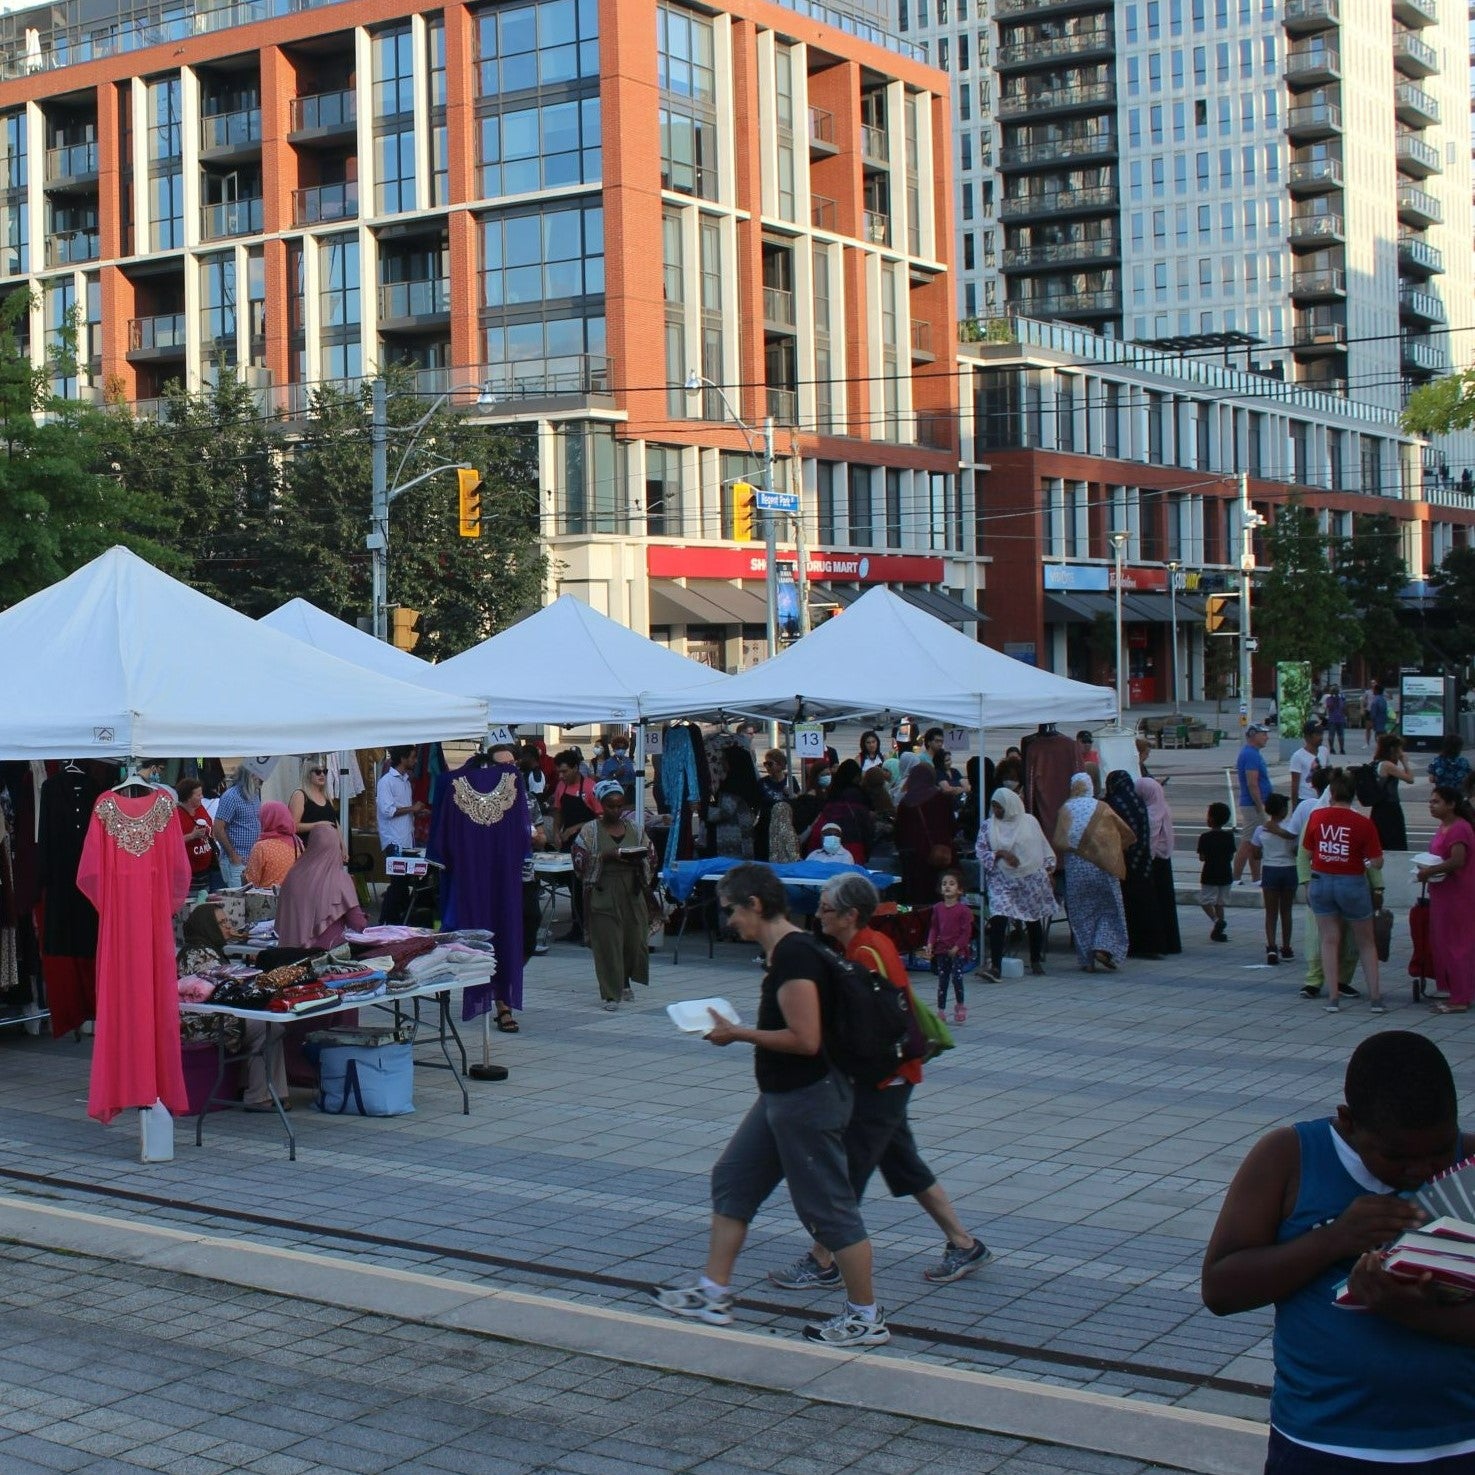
976 787 1056 978
1051 773 1134 973
572 780 658 1011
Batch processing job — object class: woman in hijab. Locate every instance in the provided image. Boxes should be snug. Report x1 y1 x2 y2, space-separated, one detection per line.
1136 774 1182 955
244 801 300 888
1104 769 1165 959
976 788 1055 977
573 780 658 1011
275 825 367 951
1052 773 1134 973
894 762 956 904
709 746 763 859
806 758 875 861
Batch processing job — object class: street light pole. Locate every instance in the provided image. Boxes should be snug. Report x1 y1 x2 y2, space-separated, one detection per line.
367 378 493 644
1239 470 1257 728
1166 558 1181 712
1111 530 1128 723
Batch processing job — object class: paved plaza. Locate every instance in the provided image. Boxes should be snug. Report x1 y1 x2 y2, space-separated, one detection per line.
0 743 1459 1471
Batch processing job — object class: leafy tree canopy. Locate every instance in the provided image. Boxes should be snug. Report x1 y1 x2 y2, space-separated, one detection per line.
1255 499 1359 674
1336 514 1415 680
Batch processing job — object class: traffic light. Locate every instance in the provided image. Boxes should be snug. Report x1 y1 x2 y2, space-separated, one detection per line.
457 467 483 538
731 481 755 542
391 606 422 652
1205 594 1233 634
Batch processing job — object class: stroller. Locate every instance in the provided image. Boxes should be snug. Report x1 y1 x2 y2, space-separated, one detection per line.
1409 887 1435 1003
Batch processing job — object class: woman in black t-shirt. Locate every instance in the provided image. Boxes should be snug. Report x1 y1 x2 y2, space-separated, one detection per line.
651 864 890 1350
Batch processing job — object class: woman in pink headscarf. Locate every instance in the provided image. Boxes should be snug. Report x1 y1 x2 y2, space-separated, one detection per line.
244 801 301 888
1136 773 1181 955
275 826 366 950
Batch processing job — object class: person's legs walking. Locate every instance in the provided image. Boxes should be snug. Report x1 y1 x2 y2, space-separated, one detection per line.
986 914 1007 974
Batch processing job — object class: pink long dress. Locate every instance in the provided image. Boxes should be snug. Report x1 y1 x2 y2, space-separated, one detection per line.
1430 817 1475 1008
76 790 192 1123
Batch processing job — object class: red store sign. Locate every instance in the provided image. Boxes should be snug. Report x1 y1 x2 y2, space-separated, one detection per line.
647 545 947 583
1111 566 1167 591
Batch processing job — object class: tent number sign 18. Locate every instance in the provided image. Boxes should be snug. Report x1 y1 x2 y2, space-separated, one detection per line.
793 723 826 759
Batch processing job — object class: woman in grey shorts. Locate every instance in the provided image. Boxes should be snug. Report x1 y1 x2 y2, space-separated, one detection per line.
652 862 889 1349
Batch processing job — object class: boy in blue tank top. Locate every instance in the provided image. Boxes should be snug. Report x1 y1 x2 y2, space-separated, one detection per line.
1202 1032 1475 1473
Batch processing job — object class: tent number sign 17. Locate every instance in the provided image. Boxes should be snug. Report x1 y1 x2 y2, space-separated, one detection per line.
944 728 971 753
793 723 826 759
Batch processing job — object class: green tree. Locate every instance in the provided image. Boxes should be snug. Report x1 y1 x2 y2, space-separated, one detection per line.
1254 499 1359 674
0 293 180 607
278 370 546 658
1428 545 1475 670
1336 514 1415 680
1403 371 1475 438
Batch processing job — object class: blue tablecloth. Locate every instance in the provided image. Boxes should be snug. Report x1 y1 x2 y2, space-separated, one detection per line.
660 856 897 905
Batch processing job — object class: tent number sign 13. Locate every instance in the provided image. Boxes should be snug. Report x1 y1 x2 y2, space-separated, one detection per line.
793 723 826 759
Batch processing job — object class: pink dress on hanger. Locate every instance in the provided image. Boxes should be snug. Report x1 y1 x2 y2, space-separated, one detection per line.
76 790 191 1124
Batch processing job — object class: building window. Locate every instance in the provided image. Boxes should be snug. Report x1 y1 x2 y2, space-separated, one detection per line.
375 129 416 215
479 0 600 95
817 461 837 544
663 210 686 417
646 443 680 537
480 96 602 198
200 251 236 360
658 2 718 199
849 467 874 547
371 25 414 119
885 468 903 549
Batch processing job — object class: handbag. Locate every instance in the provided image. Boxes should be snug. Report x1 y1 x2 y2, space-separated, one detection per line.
1373 906 1394 964
310 1027 416 1116
910 992 956 1058
928 842 955 869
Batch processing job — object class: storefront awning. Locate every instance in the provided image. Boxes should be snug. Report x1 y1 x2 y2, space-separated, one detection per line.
807 582 864 609
649 580 768 628
897 586 987 626
1119 592 1206 623
1045 592 1118 623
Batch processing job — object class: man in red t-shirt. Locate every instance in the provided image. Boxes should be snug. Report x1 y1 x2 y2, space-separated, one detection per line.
1301 770 1384 1014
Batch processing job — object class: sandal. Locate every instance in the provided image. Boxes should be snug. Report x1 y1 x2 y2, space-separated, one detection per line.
1093 951 1117 971
495 1007 520 1033
1433 1003 1470 1015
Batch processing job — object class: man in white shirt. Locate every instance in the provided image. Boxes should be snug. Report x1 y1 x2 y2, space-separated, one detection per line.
1286 721 1330 808
377 746 427 923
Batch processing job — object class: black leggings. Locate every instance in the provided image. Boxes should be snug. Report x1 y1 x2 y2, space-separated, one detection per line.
987 915 1043 970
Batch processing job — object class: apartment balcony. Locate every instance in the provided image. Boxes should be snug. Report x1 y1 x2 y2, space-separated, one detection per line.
1290 268 1346 300
1001 236 1119 271
860 123 889 168
763 285 796 330
811 193 838 230
1000 183 1118 220
863 209 890 245
45 228 98 265
1284 0 1339 31
1393 30 1438 78
807 106 837 157
479 352 614 404
1288 211 1344 245
1292 318 1347 352
1400 285 1446 324
765 386 798 425
377 279 450 329
1013 288 1121 316
1287 156 1343 194
1286 101 1342 141
44 141 97 190
999 133 1115 169
1402 335 1446 375
199 196 264 241
994 0 1112 16
292 180 358 226
199 106 261 157
997 79 1115 119
289 89 357 144
1392 0 1437 28
1285 45 1340 87
1398 231 1444 276
1394 82 1439 127
126 312 188 358
910 320 934 362
1396 183 1442 227
995 27 1112 70
1395 132 1441 177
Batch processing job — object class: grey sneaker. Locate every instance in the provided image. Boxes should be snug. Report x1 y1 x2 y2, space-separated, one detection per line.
768 1252 842 1290
802 1305 890 1348
651 1277 732 1326
923 1239 995 1284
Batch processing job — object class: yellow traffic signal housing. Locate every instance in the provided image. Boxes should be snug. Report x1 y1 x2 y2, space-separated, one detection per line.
391 607 422 652
458 468 483 538
731 481 755 542
1205 593 1233 634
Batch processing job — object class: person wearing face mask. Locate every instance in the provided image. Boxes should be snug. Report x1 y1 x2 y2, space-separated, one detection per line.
791 764 832 837
805 822 854 864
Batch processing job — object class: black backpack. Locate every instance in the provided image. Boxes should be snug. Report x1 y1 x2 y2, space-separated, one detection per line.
1353 764 1381 807
799 935 916 1088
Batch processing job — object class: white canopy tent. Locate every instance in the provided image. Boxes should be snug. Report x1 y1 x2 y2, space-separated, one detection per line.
426 593 727 726
0 547 489 759
638 586 1117 729
258 598 440 687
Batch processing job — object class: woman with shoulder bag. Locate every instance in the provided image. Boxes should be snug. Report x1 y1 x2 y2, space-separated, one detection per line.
894 763 955 903
1052 773 1134 973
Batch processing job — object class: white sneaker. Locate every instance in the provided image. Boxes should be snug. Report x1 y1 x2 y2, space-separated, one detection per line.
651 1278 733 1326
801 1306 890 1348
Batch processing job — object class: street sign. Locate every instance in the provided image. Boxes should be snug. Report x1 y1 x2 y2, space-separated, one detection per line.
755 490 801 514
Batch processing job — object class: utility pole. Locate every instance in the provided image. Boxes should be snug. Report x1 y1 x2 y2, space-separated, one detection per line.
761 414 778 660
1239 470 1255 728
369 380 388 644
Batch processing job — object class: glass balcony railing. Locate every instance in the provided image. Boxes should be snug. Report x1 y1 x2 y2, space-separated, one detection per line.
807 106 835 150
290 88 356 133
128 312 188 351
1398 232 1444 273
199 106 261 152
45 141 97 182
810 193 838 230
863 209 890 245
1288 157 1343 189
763 285 796 327
378 279 450 320
860 123 888 163
765 386 798 425
46 229 99 265
200 196 263 240
292 180 358 225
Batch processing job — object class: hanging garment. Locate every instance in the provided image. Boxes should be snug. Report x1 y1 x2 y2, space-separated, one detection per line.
37 767 102 958
1022 728 1085 851
75 790 191 1124
427 760 531 1020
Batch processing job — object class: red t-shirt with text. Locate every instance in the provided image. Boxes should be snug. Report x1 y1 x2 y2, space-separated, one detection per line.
1301 806 1383 876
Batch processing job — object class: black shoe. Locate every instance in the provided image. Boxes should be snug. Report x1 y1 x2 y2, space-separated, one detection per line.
1300 985 1322 999
1340 984 1361 999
